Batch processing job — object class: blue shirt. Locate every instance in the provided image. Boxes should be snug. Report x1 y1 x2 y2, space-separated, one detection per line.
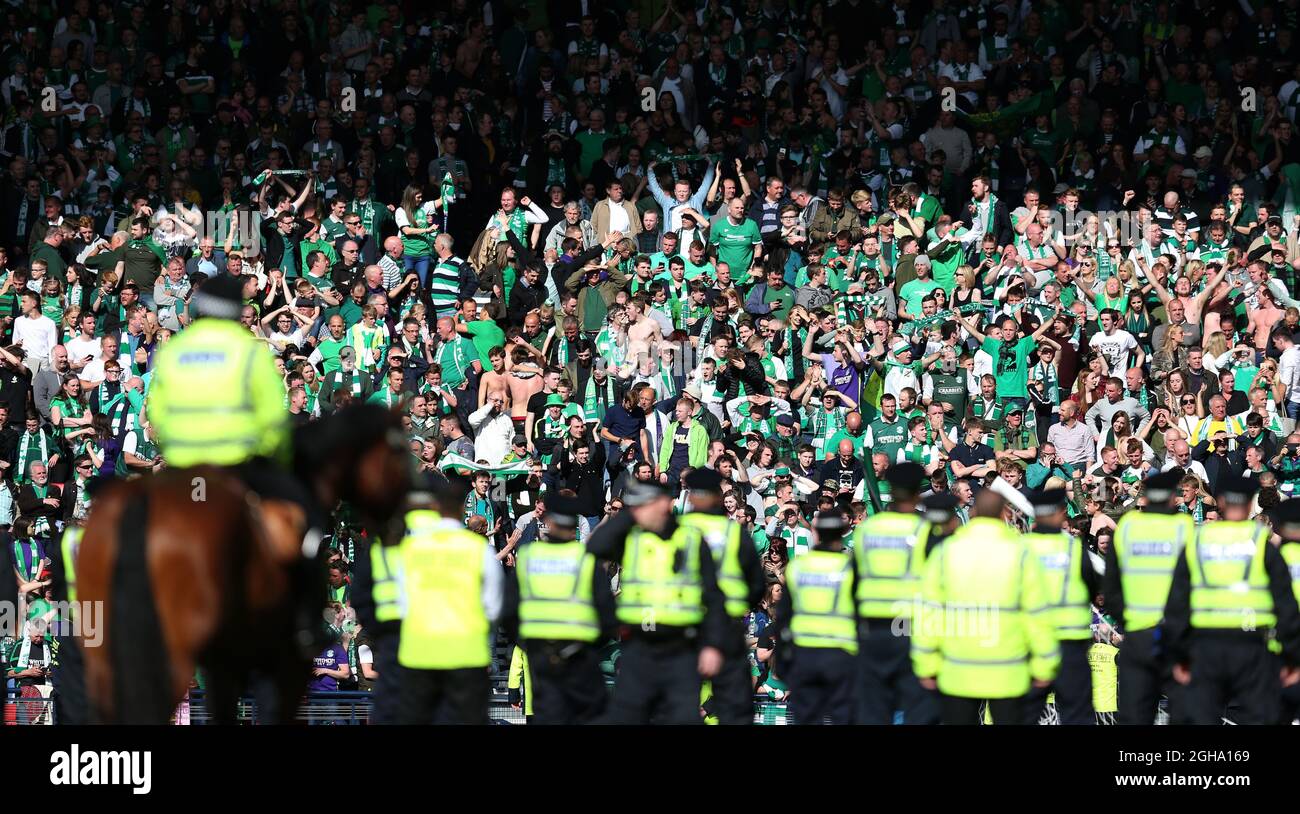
646 163 716 232
601 403 645 441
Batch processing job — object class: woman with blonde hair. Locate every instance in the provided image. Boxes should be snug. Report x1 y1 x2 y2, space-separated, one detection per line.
1150 323 1189 386
951 264 982 312
1202 331 1231 372
60 305 81 345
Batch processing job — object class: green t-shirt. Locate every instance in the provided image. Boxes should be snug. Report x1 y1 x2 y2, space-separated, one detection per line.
925 230 967 293
898 278 942 318
980 335 1036 400
464 320 505 367
865 416 907 461
573 129 610 178
684 259 715 281
927 370 968 421
709 217 762 275
316 337 347 375
435 335 477 389
763 285 794 322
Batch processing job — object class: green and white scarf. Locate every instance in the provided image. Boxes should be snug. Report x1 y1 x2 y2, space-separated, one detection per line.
583 374 616 423
15 636 50 670
16 430 50 484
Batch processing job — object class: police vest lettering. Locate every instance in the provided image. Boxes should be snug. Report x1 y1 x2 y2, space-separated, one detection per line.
682 513 750 618
517 541 600 642
617 526 706 628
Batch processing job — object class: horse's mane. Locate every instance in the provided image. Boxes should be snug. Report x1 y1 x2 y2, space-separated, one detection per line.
292 404 396 484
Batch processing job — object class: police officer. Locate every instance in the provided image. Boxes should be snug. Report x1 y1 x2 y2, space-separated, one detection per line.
352 472 447 724
1272 498 1300 724
777 509 860 724
147 273 305 512
586 479 728 724
912 490 1059 725
500 493 618 724
1104 471 1194 725
394 482 505 725
678 468 765 725
851 462 940 725
1163 476 1300 725
1023 488 1102 725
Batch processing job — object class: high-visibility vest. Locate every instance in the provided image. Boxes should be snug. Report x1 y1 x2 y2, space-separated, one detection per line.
61 526 83 610
1186 521 1276 631
1276 543 1300 655
616 525 706 629
516 540 600 642
1112 510 1192 632
147 318 289 467
851 511 930 620
1024 530 1093 640
911 517 1060 699
787 549 858 654
372 511 436 626
397 518 491 670
1088 643 1119 714
680 512 749 618
1282 542 1300 604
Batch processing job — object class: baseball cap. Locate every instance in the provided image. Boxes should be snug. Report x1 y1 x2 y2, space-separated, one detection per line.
1193 146 1213 159
545 393 566 407
776 414 795 427
339 346 356 361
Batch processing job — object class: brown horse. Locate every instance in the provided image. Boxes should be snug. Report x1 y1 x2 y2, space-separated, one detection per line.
75 404 411 724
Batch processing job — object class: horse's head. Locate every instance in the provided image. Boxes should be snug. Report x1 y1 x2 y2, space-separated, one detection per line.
292 404 413 531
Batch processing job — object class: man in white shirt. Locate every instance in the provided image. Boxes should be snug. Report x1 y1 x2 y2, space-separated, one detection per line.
1161 438 1210 484
1274 331 1300 419
1088 308 1143 372
78 334 131 389
468 388 515 466
64 312 100 372
13 291 56 376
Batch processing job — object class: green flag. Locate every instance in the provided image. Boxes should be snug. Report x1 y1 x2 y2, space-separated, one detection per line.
958 90 1054 141
441 172 455 208
437 453 530 478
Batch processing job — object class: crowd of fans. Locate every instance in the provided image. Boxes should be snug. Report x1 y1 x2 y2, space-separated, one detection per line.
8 0 1300 713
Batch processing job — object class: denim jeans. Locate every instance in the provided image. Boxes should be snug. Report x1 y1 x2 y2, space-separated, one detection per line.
404 254 431 286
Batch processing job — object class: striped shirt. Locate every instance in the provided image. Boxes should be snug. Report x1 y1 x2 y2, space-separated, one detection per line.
429 256 465 319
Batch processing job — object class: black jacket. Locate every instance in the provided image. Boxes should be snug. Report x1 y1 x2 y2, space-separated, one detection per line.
554 441 608 516
507 280 547 324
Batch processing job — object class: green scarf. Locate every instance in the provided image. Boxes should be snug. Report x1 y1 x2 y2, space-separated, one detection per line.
583 373 615 423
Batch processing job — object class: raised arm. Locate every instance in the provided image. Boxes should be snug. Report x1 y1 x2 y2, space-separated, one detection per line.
955 312 987 344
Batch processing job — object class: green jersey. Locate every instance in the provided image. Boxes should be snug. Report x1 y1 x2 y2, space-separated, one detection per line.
709 216 762 275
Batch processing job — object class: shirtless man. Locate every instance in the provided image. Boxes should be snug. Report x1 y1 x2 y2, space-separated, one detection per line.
504 343 545 424
478 346 510 409
625 295 662 367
